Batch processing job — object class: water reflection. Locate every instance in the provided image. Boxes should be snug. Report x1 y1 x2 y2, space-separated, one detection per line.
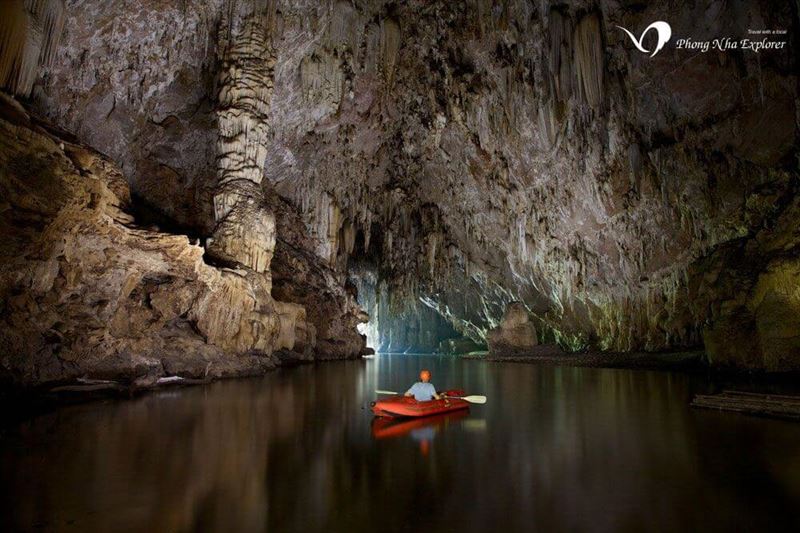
372 410 469 456
1 356 800 532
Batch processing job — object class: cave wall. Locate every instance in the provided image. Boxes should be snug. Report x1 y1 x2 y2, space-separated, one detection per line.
262 0 796 366
25 0 800 369
31 0 221 230
0 95 282 385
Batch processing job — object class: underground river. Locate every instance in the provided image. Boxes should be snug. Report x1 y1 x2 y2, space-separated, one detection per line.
2 355 800 532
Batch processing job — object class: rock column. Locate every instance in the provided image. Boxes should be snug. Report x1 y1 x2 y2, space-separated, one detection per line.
207 2 276 276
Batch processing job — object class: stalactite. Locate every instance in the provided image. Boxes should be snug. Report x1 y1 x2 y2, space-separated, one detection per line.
573 13 604 108
547 8 572 103
426 232 440 278
380 18 400 86
363 210 372 252
327 0 362 53
30 0 63 65
362 22 381 73
0 0 65 97
343 219 356 256
326 196 343 264
538 97 561 148
0 2 26 91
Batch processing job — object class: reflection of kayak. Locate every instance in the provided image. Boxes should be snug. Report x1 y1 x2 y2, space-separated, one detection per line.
371 389 470 418
372 409 469 439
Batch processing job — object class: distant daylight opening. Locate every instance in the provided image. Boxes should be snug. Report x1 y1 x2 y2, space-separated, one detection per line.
348 224 460 354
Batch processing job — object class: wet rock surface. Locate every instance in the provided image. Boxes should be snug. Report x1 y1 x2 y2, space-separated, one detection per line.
10 0 800 370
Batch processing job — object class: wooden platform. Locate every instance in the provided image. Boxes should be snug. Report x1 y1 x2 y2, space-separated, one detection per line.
691 390 800 421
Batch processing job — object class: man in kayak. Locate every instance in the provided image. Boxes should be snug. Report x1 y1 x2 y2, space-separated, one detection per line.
405 369 443 401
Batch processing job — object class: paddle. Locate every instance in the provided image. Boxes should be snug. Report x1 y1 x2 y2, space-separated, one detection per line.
375 390 487 404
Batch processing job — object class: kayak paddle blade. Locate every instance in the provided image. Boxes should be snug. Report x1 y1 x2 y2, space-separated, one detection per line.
375 389 399 395
458 395 487 404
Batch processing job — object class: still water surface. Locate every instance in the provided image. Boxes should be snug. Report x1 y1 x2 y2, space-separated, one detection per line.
2 355 800 532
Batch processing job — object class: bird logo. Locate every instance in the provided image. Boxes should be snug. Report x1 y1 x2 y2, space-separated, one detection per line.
617 21 672 57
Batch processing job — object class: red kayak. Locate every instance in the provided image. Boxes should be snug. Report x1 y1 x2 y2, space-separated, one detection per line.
371 389 470 418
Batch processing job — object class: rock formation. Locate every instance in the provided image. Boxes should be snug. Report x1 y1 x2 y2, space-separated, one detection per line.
0 91 365 386
0 95 274 385
487 303 539 356
207 2 276 274
0 0 797 377
0 0 65 97
268 192 368 360
438 337 485 356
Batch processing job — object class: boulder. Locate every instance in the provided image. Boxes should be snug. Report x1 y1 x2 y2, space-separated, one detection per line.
705 257 800 372
487 303 538 356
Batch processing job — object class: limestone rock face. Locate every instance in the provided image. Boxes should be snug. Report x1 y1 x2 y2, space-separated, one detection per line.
0 97 285 386
32 0 225 230
268 193 367 360
701 212 800 371
28 0 800 370
746 262 800 371
487 303 538 356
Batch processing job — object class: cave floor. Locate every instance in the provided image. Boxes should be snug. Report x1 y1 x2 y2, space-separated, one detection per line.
2 355 800 532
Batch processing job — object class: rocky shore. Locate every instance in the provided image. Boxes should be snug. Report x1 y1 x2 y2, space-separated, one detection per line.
467 349 706 372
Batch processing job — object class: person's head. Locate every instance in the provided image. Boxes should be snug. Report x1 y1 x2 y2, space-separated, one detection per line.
419 369 431 382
